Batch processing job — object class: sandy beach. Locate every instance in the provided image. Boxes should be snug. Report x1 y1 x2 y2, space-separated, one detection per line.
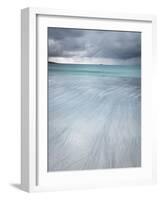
48 67 141 172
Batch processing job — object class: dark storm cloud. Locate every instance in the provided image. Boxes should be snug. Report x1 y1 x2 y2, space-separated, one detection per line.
48 28 84 40
48 28 86 57
48 27 141 64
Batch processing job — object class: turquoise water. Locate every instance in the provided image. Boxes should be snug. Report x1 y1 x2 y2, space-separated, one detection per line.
48 63 141 78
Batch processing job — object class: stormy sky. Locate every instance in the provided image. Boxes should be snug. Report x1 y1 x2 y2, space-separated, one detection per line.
48 27 141 65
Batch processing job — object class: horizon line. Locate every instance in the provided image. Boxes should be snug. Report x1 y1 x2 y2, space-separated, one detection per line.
48 61 140 66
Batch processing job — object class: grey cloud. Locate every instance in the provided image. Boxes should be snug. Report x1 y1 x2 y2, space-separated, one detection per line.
48 28 87 57
48 28 141 65
85 31 141 59
48 28 84 40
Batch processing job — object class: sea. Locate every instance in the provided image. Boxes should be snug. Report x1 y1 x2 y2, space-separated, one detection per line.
48 63 141 78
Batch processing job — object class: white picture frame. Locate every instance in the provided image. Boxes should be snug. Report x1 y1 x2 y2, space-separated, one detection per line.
21 7 157 192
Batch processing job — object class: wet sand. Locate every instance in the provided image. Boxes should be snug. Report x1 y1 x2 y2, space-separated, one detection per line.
48 73 141 171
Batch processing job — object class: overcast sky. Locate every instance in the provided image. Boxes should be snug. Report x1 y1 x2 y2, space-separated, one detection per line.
48 27 141 65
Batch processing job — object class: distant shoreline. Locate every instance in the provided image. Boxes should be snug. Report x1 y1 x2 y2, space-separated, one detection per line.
48 61 106 65
48 61 141 67
48 62 106 66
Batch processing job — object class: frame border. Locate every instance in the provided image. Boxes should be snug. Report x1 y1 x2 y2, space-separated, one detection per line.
21 7 157 192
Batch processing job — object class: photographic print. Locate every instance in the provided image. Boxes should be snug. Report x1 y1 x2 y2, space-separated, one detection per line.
48 27 141 172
